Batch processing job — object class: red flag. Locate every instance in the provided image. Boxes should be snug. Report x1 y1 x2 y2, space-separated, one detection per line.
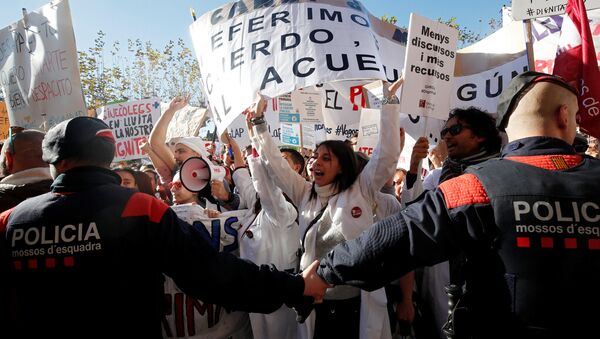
553 0 600 138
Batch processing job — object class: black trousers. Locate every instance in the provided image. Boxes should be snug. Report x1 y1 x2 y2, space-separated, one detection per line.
314 296 360 339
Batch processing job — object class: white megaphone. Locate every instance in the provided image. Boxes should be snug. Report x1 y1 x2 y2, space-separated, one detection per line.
180 156 226 192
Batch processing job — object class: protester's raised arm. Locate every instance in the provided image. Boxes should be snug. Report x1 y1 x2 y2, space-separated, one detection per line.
149 95 190 174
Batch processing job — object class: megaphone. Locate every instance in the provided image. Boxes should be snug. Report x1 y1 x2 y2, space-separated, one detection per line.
180 156 226 192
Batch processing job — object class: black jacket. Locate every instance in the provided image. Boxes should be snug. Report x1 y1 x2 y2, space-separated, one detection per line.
318 137 600 339
0 166 303 338
0 178 52 212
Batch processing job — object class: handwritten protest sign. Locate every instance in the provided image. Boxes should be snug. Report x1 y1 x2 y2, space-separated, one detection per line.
0 0 86 129
400 13 458 120
163 103 209 141
0 101 8 140
97 98 161 161
189 0 406 133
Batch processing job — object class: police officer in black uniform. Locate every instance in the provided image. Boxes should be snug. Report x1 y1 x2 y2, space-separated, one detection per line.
302 71 600 339
0 117 315 338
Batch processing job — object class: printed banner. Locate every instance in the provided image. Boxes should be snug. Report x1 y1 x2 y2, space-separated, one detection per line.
0 101 8 140
225 97 283 148
277 93 299 123
512 0 600 20
0 0 86 129
400 13 458 120
453 20 528 115
97 98 161 161
189 0 406 133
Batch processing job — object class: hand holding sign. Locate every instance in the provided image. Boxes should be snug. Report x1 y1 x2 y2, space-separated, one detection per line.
385 77 404 98
168 94 190 112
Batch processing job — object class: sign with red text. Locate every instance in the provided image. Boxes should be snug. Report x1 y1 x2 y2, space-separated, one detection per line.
189 0 406 134
400 13 458 120
0 0 86 129
97 98 161 161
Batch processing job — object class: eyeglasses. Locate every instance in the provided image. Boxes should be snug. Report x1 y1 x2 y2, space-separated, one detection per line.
440 123 470 138
168 181 183 190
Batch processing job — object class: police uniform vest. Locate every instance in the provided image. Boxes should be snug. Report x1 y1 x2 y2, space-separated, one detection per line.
467 156 600 337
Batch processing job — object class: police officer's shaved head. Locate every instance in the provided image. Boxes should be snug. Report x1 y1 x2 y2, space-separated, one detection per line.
0 129 47 177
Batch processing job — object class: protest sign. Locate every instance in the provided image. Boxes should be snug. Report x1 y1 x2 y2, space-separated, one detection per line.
225 98 282 148
400 13 458 120
163 103 209 141
398 113 446 172
512 0 600 20
97 98 161 161
0 0 86 129
0 101 8 140
277 93 299 123
281 122 301 146
302 123 317 149
356 108 380 156
291 89 323 123
453 20 529 114
317 80 368 140
189 0 406 133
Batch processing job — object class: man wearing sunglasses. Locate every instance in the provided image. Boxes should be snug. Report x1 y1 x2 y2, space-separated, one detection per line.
0 116 317 338
400 107 502 338
303 71 600 339
0 129 52 212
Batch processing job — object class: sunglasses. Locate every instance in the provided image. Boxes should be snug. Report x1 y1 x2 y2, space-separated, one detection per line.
168 181 183 190
440 123 470 138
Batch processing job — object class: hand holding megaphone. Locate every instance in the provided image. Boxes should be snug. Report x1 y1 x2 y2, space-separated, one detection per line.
180 156 226 192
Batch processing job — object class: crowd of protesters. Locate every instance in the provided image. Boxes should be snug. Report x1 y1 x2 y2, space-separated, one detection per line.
1 71 600 339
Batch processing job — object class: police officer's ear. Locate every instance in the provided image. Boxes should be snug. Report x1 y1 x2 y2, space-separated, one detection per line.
556 104 571 129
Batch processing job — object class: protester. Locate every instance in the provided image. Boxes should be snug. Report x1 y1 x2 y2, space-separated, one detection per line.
0 116 319 338
230 123 302 339
250 79 402 339
302 71 600 339
114 167 137 189
400 107 502 338
0 129 52 212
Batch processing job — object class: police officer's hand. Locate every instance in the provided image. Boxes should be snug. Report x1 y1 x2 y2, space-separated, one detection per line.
302 260 331 303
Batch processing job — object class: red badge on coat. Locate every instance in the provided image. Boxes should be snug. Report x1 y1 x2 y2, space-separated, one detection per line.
351 207 362 218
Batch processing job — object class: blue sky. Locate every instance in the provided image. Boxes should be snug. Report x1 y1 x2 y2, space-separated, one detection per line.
0 0 508 52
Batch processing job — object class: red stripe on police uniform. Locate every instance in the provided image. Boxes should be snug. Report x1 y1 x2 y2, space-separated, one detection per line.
506 154 583 170
541 237 554 249
28 259 38 269
439 174 490 209
0 208 14 233
64 256 74 267
13 261 22 270
564 238 578 249
121 192 169 223
589 239 600 250
516 237 530 248
46 258 56 268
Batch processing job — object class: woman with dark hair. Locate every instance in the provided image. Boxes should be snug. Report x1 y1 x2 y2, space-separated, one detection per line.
132 170 155 196
248 80 403 339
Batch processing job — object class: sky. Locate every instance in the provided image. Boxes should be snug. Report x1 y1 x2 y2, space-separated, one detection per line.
0 0 509 53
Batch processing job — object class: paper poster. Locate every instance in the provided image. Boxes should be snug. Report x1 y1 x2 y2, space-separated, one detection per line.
356 108 380 156
292 89 323 123
512 0 600 20
400 13 458 120
163 102 209 140
97 98 161 161
0 0 86 129
280 122 301 146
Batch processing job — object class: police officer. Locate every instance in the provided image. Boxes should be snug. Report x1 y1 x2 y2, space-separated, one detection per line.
0 117 316 338
302 71 600 339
